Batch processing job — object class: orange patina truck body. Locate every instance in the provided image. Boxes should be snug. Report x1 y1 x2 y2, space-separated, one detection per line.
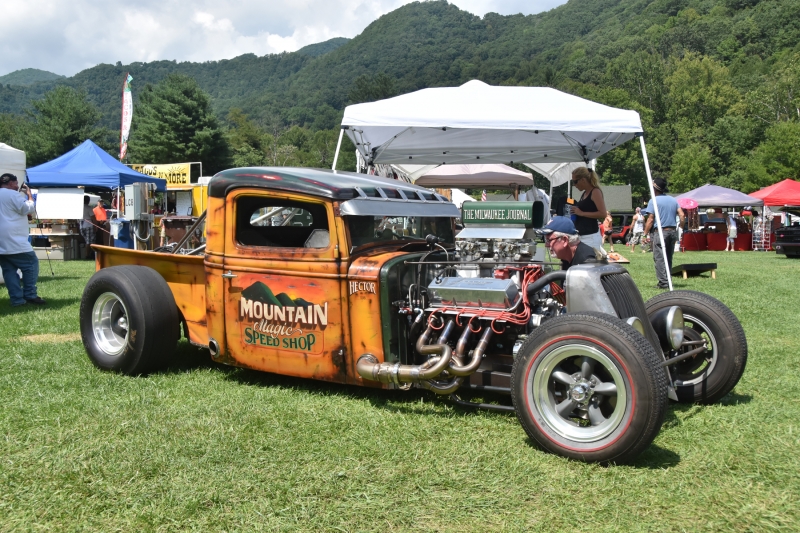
94 180 413 389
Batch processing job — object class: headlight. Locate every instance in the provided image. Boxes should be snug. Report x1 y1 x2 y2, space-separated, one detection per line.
625 316 645 336
665 306 684 350
649 305 685 350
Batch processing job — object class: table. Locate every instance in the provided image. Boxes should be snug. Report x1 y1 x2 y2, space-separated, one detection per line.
672 263 717 279
682 232 707 251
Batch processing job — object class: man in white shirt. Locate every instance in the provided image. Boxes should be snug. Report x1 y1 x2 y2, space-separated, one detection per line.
0 173 46 307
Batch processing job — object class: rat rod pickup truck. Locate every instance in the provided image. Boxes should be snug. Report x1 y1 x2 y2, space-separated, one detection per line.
80 167 747 464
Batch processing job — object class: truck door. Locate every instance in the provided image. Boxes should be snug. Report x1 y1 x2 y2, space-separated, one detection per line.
222 190 348 382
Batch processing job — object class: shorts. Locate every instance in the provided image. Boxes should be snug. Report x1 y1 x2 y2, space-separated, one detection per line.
579 231 603 251
629 232 644 245
604 230 613 236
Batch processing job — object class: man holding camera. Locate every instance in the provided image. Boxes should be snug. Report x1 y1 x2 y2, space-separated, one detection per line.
0 173 46 307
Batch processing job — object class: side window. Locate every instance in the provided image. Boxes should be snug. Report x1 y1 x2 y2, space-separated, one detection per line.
236 196 329 248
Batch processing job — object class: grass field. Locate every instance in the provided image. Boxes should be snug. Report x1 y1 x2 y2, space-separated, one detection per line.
1 249 798 532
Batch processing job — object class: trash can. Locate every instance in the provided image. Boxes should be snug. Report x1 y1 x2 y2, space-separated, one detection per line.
111 218 134 249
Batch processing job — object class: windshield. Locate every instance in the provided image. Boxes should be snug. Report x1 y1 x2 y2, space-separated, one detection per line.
345 215 455 249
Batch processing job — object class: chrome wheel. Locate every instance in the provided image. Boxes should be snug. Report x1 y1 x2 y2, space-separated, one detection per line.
91 292 129 356
528 343 628 443
673 314 717 387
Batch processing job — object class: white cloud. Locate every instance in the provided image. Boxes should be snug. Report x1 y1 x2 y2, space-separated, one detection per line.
0 0 567 78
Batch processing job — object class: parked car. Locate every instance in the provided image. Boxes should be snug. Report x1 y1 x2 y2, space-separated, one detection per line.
774 207 800 258
610 212 636 243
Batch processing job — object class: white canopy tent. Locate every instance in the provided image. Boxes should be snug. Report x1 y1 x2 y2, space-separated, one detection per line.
0 142 26 178
337 80 642 166
524 161 588 200
451 189 475 208
334 80 674 289
414 163 533 188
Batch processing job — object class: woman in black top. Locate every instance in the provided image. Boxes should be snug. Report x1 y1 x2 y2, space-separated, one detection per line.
569 167 608 251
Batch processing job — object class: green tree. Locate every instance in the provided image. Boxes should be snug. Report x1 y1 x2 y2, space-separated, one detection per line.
736 121 800 192
0 113 27 147
348 73 397 104
129 74 229 173
670 143 715 193
23 86 110 165
745 51 800 126
665 53 740 132
226 108 268 167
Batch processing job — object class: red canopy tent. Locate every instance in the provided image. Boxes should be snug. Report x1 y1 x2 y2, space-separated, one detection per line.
748 179 800 206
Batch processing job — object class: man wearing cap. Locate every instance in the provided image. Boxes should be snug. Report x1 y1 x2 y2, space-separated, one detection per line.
93 199 109 246
643 178 685 289
0 173 46 307
539 216 606 271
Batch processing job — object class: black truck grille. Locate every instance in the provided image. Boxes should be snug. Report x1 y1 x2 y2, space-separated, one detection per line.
600 272 661 351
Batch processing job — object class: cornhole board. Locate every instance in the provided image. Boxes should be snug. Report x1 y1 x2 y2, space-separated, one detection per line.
672 263 717 279
606 253 630 264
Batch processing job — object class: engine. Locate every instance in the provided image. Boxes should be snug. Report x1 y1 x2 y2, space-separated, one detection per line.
454 200 546 276
357 200 574 394
355 199 667 400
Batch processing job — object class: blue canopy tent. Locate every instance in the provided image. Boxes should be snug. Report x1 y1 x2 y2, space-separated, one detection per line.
27 140 167 191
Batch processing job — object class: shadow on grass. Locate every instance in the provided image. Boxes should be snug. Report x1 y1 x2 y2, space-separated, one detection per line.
214 360 515 420
0 296 80 316
626 444 681 469
38 273 86 282
659 392 753 429
718 391 753 406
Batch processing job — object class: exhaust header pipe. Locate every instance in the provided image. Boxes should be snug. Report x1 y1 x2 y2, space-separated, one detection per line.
356 322 494 393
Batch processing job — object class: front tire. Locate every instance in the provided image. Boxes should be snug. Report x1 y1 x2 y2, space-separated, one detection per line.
511 313 668 464
80 266 180 375
645 290 747 404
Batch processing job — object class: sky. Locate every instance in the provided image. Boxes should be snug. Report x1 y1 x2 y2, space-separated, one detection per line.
0 0 568 78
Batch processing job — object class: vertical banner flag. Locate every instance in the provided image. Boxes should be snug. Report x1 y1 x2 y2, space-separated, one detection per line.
481 189 487 201
119 74 133 161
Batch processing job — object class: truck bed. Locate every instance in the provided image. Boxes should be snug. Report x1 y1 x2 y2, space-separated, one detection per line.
94 245 209 346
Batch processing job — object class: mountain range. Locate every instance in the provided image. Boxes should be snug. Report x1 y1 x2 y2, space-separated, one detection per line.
2 0 799 193
2 0 794 130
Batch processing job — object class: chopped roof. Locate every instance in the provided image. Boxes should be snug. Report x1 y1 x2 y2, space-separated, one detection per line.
209 167 446 200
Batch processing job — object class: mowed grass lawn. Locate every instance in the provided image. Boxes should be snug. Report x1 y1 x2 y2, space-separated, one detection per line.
0 249 798 532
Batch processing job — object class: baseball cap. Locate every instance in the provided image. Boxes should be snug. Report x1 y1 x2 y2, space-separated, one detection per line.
536 216 578 235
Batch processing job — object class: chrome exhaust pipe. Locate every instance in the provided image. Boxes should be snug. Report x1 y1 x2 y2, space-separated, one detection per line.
208 338 220 357
446 327 492 377
356 323 454 386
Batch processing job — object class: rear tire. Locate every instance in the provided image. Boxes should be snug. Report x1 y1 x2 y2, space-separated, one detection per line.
511 313 668 464
80 266 180 375
645 290 747 404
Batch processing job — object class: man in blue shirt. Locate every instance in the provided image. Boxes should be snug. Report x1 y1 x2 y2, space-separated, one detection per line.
643 178 685 289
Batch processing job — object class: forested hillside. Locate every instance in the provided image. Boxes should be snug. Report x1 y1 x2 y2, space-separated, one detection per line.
2 0 799 195
0 68 64 86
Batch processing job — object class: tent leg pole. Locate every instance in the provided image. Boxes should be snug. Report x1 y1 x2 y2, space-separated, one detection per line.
332 129 344 171
640 136 672 291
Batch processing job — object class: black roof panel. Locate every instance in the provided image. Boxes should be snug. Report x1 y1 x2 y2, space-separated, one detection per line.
209 167 440 200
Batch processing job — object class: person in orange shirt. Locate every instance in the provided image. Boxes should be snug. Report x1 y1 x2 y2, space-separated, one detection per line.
93 199 109 246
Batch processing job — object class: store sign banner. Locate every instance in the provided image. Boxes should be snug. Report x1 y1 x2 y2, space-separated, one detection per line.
130 163 191 187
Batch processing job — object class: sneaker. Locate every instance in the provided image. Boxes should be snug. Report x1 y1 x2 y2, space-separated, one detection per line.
25 297 46 305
